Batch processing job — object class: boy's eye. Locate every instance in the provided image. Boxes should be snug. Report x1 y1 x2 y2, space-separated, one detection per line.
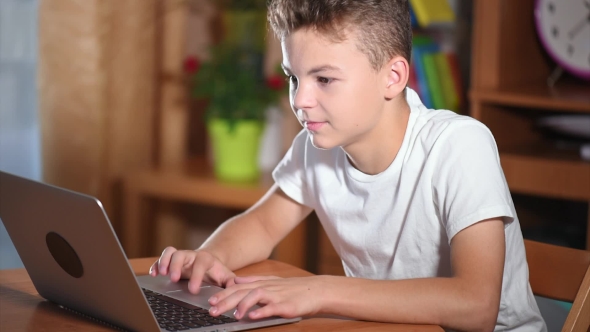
289 75 298 87
317 77 331 84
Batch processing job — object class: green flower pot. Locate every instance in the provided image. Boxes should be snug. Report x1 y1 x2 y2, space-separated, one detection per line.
208 119 264 182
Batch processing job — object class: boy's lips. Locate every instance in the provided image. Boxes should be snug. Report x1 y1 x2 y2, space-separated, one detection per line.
304 121 326 131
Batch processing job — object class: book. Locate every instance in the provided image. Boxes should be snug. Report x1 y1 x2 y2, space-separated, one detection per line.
412 34 434 47
409 0 455 27
422 52 445 109
411 35 439 108
445 52 464 111
433 52 459 112
409 5 419 27
412 44 436 108
408 60 420 95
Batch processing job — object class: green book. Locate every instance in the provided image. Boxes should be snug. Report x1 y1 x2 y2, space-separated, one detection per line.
422 52 445 110
434 52 459 112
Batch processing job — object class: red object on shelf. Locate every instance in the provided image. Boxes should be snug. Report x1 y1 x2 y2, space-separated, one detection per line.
267 75 286 90
184 56 200 74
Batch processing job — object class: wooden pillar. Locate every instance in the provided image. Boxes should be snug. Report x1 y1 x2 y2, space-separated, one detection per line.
39 0 157 234
101 0 158 233
152 0 191 255
39 0 107 198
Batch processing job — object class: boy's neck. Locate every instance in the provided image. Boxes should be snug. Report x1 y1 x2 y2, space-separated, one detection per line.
343 96 411 175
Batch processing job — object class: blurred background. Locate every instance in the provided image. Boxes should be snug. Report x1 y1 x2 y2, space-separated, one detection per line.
1 0 39 269
0 0 588 330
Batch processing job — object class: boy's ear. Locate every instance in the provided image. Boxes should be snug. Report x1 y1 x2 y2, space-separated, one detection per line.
384 56 409 99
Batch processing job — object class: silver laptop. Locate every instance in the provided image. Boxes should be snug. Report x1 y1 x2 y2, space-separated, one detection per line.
0 171 301 332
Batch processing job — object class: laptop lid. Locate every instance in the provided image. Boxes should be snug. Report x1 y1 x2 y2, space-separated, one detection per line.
0 171 161 331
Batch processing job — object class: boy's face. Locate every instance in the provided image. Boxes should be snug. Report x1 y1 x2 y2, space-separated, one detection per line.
281 28 391 150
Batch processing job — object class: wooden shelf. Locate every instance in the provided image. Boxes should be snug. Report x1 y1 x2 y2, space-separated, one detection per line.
500 145 590 201
122 156 311 268
122 156 273 258
125 156 273 210
471 80 590 113
470 0 590 249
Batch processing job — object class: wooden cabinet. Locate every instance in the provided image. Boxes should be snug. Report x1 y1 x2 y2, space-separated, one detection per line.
469 0 590 248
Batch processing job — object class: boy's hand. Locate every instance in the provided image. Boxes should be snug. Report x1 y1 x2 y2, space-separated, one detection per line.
208 275 325 320
149 247 236 294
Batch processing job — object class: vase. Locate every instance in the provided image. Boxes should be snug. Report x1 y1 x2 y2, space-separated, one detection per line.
258 105 284 173
207 118 264 182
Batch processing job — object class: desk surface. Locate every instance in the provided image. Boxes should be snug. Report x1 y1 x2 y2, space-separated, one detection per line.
0 258 443 332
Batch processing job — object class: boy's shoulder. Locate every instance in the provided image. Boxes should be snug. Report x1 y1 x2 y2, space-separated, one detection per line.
408 86 492 141
407 88 489 138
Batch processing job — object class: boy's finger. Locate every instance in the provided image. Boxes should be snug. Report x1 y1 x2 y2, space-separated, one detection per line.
209 288 251 317
207 265 236 287
157 246 177 275
235 288 272 320
225 277 236 288
149 261 159 276
188 254 214 293
248 303 281 320
168 251 189 282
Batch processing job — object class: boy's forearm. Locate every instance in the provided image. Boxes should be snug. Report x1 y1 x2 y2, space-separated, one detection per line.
196 185 311 272
320 275 499 332
197 212 276 271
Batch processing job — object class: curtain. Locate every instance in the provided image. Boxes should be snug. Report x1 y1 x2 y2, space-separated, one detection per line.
0 0 40 269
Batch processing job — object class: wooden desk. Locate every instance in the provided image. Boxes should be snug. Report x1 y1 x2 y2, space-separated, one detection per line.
0 258 442 332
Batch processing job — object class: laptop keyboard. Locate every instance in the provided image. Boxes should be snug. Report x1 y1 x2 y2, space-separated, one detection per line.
142 288 238 331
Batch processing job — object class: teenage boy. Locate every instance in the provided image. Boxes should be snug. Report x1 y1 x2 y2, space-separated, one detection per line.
150 1 545 330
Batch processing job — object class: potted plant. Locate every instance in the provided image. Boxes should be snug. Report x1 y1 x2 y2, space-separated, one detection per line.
185 3 287 182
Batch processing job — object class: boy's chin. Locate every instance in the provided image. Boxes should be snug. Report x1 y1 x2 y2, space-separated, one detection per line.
309 135 338 150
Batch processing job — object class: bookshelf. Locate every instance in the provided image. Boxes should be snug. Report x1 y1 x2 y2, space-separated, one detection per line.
408 0 478 116
469 0 590 249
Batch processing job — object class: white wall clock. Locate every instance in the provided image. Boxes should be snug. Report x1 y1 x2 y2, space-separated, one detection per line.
534 0 590 81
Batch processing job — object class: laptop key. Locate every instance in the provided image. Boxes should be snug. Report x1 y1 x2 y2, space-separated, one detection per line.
182 322 201 328
193 320 212 327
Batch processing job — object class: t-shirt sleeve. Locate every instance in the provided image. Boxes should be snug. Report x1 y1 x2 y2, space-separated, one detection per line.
432 122 515 243
272 129 313 207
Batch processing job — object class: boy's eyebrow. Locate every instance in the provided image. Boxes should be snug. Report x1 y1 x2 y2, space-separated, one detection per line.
281 63 342 75
307 65 342 75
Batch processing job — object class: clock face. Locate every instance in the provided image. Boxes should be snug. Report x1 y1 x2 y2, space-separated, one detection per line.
535 0 590 80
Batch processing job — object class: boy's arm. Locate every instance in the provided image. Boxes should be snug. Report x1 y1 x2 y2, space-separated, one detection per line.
319 217 505 331
199 183 313 270
151 183 313 291
211 217 504 332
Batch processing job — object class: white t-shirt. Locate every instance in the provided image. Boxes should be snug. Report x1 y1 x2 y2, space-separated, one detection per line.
272 88 546 331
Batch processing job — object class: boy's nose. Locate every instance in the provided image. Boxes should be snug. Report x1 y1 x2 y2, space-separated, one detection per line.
291 84 317 111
